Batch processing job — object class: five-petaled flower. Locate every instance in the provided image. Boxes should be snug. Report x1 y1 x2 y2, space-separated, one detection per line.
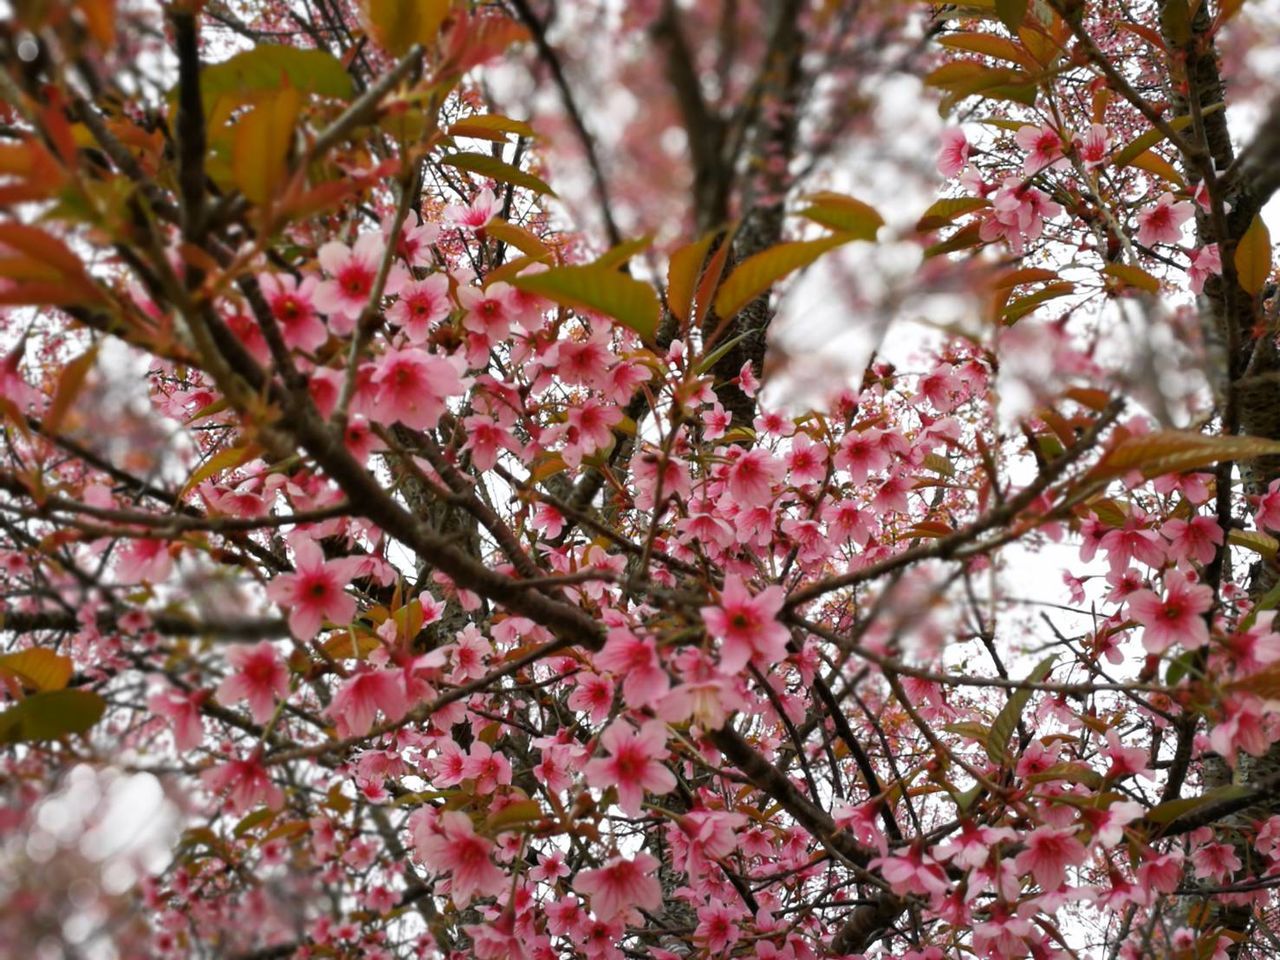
702 575 789 674
216 641 290 724
266 537 364 641
572 852 662 921
583 718 676 816
1126 570 1213 654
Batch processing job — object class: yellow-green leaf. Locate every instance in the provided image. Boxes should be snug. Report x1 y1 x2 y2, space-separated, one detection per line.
714 235 850 320
1104 262 1161 294
667 232 718 325
232 86 301 205
485 798 543 832
199 46 353 111
484 219 553 261
986 656 1056 768
1091 430 1280 482
510 264 659 340
796 192 883 240
0 689 106 743
0 649 73 692
1235 214 1273 296
916 197 991 232
181 443 261 503
441 153 555 197
361 0 452 56
995 0 1028 32
1229 528 1278 560
937 33 1030 67
448 114 535 142
43 346 97 435
1145 784 1252 827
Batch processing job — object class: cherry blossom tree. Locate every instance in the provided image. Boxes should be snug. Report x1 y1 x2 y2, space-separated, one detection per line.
1 1 1280 959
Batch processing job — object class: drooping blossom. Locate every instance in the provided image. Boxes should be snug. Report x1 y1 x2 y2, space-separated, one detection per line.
701 575 790 674
583 719 676 816
723 447 785 507
202 755 284 814
266 537 364 641
572 852 662 921
1135 192 1195 247
869 846 950 897
980 178 1063 253
1187 243 1223 294
1077 123 1111 169
115 538 173 585
216 642 290 724
936 127 970 178
148 687 206 750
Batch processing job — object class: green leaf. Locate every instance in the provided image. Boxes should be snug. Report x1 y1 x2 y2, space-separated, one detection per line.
795 192 883 240
361 0 452 56
1103 262 1161 294
1145 784 1252 826
485 798 543 832
1001 281 1074 324
199 47 353 111
0 689 106 743
0 649 73 692
924 221 984 258
448 114 536 142
916 197 991 232
713 235 850 320
231 86 301 205
985 656 1056 768
510 264 660 340
1165 649 1202 687
441 153 555 197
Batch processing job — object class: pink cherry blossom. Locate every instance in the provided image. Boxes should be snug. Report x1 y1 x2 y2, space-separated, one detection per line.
1077 123 1111 169
259 273 327 352
572 852 662 921
583 718 676 816
869 846 949 897
1013 825 1087 891
371 347 467 430
594 627 669 708
1126 570 1213 653
314 234 386 333
148 687 206 750
1135 192 1194 247
216 642 290 724
327 668 408 738
413 810 506 905
701 575 790 674
203 755 283 814
266 538 364 641
444 187 499 231
936 127 970 178
724 447 784 506
387 273 452 342
115 538 172 585
1014 124 1067 174
1187 243 1222 294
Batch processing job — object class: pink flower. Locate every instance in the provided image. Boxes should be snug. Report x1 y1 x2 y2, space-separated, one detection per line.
702 575 790 674
1257 479 1280 532
148 687 205 750
115 538 172 585
216 642 290 724
1187 243 1222 294
568 672 615 725
583 719 676 816
387 274 452 342
724 448 784 506
1160 514 1222 566
1077 123 1111 169
594 628 669 708
1208 694 1276 763
371 348 467 430
327 668 408 738
444 187 499 231
314 234 386 333
572 852 662 921
695 903 742 953
203 756 283 814
259 273 327 352
980 179 1063 254
413 810 506 905
462 742 513 795
869 846 949 897
786 432 829 486
1192 842 1243 882
1136 192 1194 247
936 127 970 178
1126 570 1212 653
266 538 363 641
1013 826 1087 891
1014 124 1067 174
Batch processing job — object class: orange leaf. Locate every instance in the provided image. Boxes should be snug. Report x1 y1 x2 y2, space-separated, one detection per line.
1235 214 1273 296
